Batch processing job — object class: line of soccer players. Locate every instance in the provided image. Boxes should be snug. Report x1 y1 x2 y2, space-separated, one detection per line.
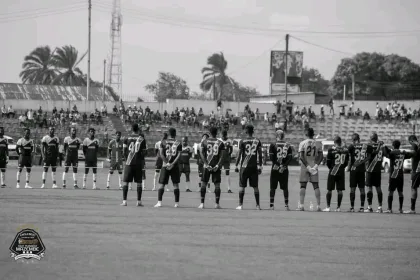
0 123 418 213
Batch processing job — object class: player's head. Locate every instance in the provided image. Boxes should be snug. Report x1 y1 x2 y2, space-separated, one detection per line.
222 130 228 139
392 140 401 149
70 127 76 137
352 133 360 143
116 131 122 141
305 128 315 139
202 133 209 141
88 128 95 138
0 127 3 137
334 136 342 146
370 132 378 143
49 127 55 136
209 127 218 138
24 128 30 138
409 135 417 143
131 123 139 134
276 130 285 141
168 127 176 138
162 132 168 141
245 124 254 136
182 136 188 146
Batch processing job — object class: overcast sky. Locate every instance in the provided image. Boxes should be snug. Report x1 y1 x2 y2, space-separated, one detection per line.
2 0 420 100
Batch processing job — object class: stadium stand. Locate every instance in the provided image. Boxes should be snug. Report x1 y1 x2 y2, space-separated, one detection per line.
0 83 115 101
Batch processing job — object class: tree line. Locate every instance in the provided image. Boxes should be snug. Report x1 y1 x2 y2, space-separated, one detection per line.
20 45 420 102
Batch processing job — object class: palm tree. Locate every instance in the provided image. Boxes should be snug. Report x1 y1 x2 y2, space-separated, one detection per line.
19 46 58 84
200 52 234 100
52 45 87 86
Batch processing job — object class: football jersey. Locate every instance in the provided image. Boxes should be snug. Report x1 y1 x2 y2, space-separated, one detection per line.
63 136 81 160
326 146 349 175
269 141 292 168
161 138 182 164
348 143 371 172
410 142 420 175
239 137 262 168
108 139 124 163
299 139 322 167
124 134 146 166
83 138 99 162
17 138 34 157
386 148 409 179
201 138 225 167
0 137 8 160
220 138 233 161
41 135 59 159
366 142 385 173
179 145 192 164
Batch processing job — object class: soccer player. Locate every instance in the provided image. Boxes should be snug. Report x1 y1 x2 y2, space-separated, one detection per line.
152 133 168 191
298 128 322 211
346 133 371 212
383 140 410 213
62 127 81 189
234 125 262 210
220 130 233 193
365 132 385 213
83 128 100 189
198 127 226 209
179 136 193 192
405 135 420 214
324 136 349 212
121 123 146 206
154 127 183 208
0 127 8 188
197 133 210 192
269 130 292 210
16 128 34 189
41 127 60 189
107 131 124 190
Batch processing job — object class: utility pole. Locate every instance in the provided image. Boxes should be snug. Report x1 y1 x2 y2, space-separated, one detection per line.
285 34 289 103
351 74 355 101
343 84 346 101
103 59 106 101
87 0 92 103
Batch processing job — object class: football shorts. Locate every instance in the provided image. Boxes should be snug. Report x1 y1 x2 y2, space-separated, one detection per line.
110 161 123 171
0 160 6 169
155 157 163 173
389 176 404 192
65 157 78 167
85 160 97 169
350 171 365 189
123 165 143 183
179 163 191 174
327 173 345 191
159 165 181 185
299 166 319 183
18 156 32 168
198 163 204 178
365 172 381 188
411 172 420 189
239 167 258 188
270 169 289 190
43 157 58 167
202 168 222 184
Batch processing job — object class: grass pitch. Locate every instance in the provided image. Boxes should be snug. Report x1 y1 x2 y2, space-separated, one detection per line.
0 164 419 280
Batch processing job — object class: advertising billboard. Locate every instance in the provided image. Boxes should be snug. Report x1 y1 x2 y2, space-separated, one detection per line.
270 51 303 93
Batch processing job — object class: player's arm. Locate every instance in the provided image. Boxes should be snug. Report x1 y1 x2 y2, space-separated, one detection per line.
41 137 46 159
346 145 353 170
108 140 113 160
16 140 21 156
228 142 233 156
159 142 168 164
63 138 69 155
188 146 193 159
383 145 391 158
141 139 147 157
298 142 309 167
315 142 323 165
326 149 333 169
199 140 208 166
257 141 263 167
344 150 350 167
82 139 87 156
269 144 276 163
235 141 243 168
